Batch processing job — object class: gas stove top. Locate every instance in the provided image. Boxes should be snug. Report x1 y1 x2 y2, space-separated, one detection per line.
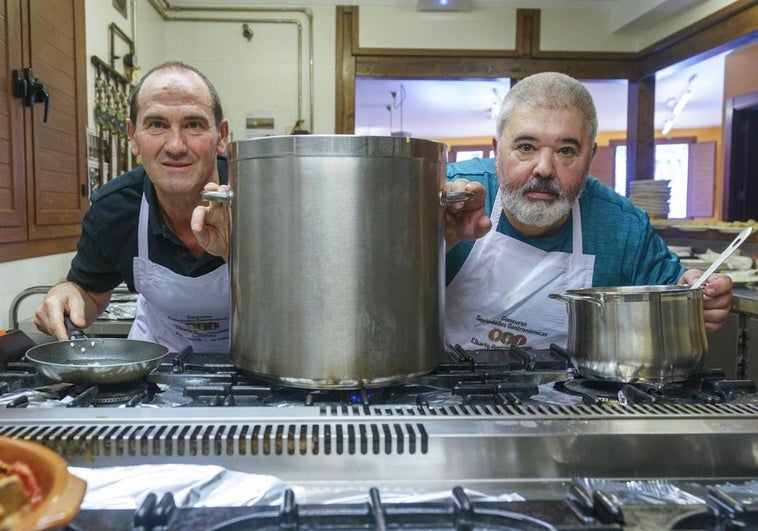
2 344 754 409
2 345 758 530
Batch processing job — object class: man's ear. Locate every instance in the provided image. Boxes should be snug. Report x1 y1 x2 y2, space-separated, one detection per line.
217 119 230 155
126 119 139 156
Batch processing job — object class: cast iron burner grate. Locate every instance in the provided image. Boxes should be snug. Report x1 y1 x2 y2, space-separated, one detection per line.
64 480 758 530
161 345 576 408
557 368 757 406
65 381 158 407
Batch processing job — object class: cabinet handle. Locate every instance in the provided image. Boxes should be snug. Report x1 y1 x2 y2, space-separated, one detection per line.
12 68 50 122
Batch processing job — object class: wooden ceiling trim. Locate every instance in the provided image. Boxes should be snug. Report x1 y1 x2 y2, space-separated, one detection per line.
637 0 758 78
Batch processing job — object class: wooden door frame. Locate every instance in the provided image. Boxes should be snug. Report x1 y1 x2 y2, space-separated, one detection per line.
723 91 758 220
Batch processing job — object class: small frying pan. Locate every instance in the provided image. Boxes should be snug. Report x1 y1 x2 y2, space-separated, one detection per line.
25 320 169 385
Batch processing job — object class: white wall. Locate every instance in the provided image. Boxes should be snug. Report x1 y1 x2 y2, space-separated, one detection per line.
153 4 335 140
359 6 518 49
0 254 74 331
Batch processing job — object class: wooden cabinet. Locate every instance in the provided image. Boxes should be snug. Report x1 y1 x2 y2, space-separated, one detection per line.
0 0 88 261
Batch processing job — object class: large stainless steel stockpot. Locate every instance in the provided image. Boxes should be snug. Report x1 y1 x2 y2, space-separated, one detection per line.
549 285 708 383
213 135 450 389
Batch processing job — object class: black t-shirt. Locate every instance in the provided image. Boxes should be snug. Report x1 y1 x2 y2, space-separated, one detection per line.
67 157 228 293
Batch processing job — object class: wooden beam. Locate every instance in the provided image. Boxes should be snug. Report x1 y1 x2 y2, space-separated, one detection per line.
626 76 656 185
335 6 356 133
354 56 637 81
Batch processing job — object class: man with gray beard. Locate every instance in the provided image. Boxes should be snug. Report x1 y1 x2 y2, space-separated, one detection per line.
443 71 732 351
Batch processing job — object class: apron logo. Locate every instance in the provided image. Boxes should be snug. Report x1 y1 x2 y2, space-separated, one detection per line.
487 327 527 346
472 315 547 348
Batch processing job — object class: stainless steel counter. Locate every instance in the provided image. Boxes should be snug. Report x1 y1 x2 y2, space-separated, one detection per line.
734 287 758 316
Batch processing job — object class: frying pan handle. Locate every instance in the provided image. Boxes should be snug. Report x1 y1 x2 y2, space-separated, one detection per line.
64 316 88 340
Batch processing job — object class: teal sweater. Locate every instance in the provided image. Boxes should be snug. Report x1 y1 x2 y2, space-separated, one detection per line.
446 158 684 287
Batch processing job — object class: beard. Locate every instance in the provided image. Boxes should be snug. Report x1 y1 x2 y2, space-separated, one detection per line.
500 175 586 228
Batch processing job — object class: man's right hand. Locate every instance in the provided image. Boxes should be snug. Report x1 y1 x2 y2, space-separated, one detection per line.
33 282 111 341
444 179 492 250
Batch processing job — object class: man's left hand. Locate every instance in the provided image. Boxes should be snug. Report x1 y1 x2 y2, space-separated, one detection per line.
678 269 733 333
444 179 491 250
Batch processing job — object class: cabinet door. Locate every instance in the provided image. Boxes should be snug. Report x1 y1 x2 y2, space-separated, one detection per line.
25 0 88 240
747 316 758 382
705 312 740 378
0 0 27 242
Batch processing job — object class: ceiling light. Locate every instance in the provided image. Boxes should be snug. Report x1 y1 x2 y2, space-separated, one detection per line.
416 0 473 12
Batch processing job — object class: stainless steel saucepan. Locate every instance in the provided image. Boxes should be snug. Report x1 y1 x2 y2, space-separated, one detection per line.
549 285 707 383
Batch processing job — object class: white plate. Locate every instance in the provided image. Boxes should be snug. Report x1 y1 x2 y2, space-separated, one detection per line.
672 225 710 232
717 226 753 233
668 245 692 257
724 269 758 286
680 258 712 269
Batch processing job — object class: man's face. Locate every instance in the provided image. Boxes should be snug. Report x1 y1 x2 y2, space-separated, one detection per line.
126 69 228 203
495 105 595 237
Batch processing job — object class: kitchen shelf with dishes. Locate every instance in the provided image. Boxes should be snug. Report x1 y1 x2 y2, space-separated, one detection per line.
667 236 758 291
653 218 758 238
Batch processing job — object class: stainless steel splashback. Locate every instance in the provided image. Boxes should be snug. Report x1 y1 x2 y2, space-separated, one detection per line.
3 403 757 487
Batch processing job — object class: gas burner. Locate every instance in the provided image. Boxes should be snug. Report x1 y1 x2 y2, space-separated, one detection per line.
445 343 573 372
66 380 158 407
557 371 757 406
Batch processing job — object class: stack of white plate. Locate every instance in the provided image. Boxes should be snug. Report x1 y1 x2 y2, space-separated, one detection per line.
629 179 671 219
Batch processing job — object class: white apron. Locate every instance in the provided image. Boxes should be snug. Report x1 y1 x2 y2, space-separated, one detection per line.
128 194 230 353
445 189 595 350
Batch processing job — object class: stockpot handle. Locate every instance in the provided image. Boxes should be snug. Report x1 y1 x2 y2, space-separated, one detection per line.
439 190 475 206
201 189 233 204
549 293 605 315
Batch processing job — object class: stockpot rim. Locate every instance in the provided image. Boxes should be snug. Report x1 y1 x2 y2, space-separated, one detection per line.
564 285 701 298
227 134 448 161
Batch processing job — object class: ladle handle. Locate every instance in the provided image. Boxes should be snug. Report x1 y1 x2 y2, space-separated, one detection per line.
690 226 753 289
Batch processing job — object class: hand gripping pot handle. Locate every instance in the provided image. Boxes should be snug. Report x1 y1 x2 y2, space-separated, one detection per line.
201 189 233 204
439 190 475 205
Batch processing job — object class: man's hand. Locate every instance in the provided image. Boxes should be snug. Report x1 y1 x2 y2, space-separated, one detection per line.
192 182 230 259
444 179 491 250
33 282 111 341
678 269 733 333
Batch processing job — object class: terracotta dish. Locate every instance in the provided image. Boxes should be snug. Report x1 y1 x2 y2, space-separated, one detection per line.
0 436 86 530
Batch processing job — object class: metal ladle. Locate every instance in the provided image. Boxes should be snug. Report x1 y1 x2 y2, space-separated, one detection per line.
690 226 753 289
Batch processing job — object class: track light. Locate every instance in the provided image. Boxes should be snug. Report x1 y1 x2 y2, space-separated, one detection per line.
661 74 696 135
672 89 691 116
